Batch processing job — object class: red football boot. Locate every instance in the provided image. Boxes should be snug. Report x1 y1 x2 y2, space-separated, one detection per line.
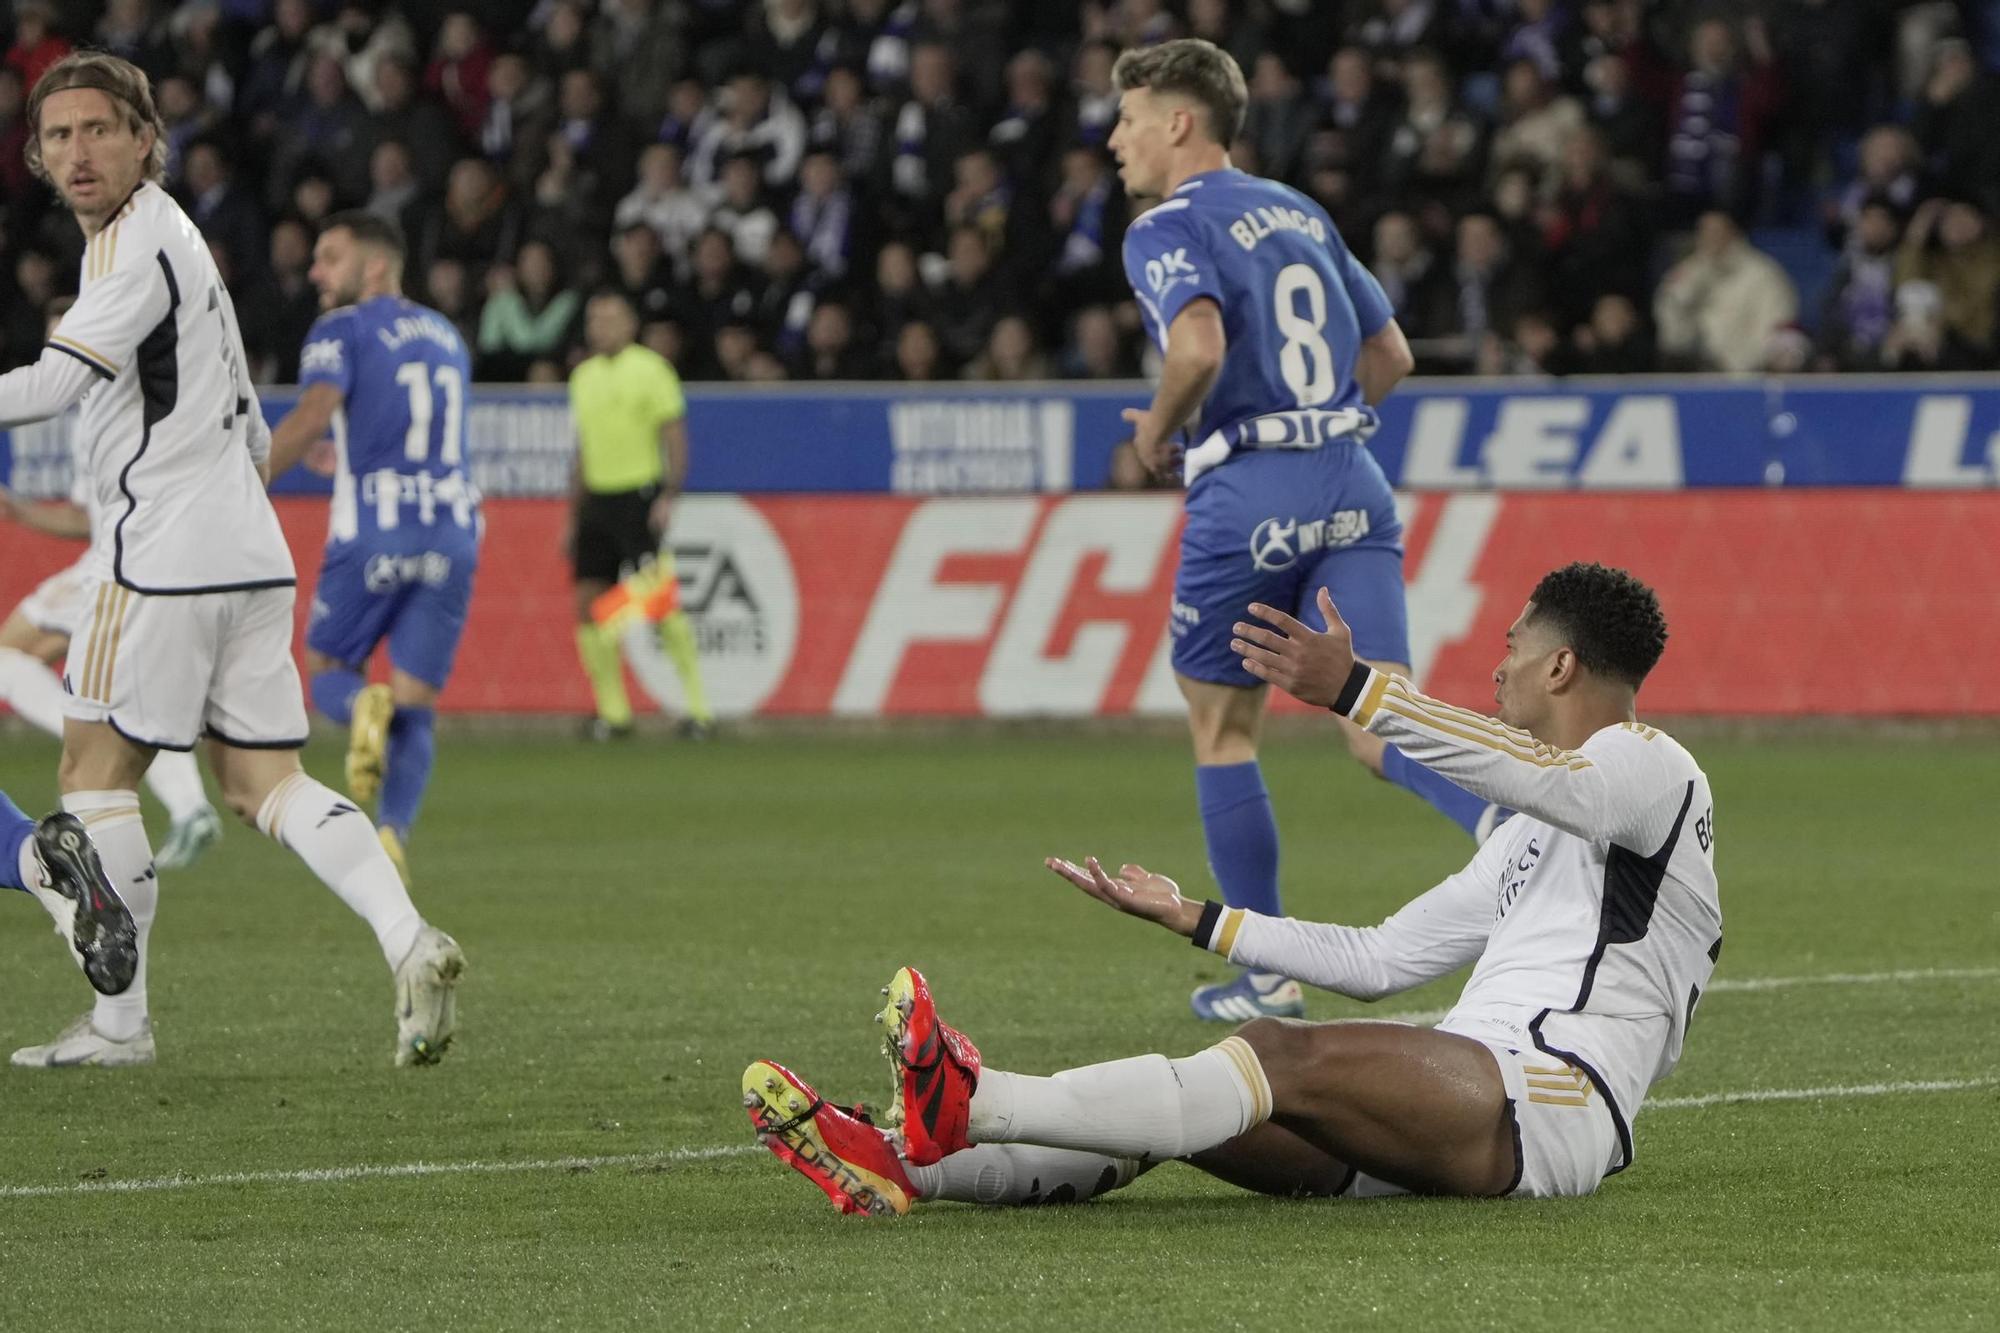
878 966 981 1166
742 1060 916 1217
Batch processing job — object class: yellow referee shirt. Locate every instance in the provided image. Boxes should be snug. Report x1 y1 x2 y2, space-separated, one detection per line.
568 344 687 493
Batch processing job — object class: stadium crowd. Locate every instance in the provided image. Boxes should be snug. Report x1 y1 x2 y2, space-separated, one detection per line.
2 0 1999 384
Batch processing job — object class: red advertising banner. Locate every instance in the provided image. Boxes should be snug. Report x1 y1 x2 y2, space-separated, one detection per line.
4 492 1998 717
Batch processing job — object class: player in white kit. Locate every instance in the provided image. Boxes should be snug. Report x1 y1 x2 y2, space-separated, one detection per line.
744 563 1721 1213
0 52 462 1068
1 380 224 870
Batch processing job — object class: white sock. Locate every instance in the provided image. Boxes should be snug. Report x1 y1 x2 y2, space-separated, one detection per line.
61 789 155 1041
0 646 69 736
967 1036 1273 1161
257 771 422 968
143 749 211 824
904 1144 1147 1206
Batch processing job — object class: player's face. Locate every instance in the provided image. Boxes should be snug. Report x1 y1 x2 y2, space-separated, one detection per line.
309 230 367 310
586 298 638 355
1109 87 1178 198
1493 602 1560 732
37 88 153 225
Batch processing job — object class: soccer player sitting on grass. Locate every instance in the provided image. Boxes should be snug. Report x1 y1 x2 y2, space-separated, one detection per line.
745 564 1722 1211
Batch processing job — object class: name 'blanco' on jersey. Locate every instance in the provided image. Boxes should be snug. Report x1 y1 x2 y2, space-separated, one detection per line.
1197 668 1720 1174
48 182 292 593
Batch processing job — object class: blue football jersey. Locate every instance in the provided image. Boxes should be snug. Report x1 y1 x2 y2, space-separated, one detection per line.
299 295 478 542
1122 168 1392 474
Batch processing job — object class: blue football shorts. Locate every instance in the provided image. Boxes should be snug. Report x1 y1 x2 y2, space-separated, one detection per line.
1170 440 1409 686
306 528 480 689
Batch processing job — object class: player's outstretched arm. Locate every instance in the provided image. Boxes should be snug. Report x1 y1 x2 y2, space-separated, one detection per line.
1233 589 1629 840
0 346 102 429
0 487 90 540
1045 856 1203 935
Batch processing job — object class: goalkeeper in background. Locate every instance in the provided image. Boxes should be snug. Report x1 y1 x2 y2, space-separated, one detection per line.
565 291 713 740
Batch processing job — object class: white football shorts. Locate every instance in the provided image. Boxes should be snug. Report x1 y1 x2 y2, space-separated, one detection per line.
1342 1039 1624 1200
17 558 93 637
62 579 310 751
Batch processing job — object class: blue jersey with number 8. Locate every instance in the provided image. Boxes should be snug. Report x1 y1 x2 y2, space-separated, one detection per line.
1122 168 1391 470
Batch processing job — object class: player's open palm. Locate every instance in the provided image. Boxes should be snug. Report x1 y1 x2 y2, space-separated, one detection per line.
1045 856 1200 936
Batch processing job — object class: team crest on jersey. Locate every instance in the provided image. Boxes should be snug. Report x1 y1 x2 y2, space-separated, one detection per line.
1144 248 1199 300
302 338 344 374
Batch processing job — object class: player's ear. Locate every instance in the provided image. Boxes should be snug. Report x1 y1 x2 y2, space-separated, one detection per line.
1546 646 1580 691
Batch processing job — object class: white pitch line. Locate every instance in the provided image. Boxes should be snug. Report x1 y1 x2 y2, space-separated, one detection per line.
1369 964 2000 1027
4 1077 1996 1201
0 1145 759 1201
1649 1076 1999 1111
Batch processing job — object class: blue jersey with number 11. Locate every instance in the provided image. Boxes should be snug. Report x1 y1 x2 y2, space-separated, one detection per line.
1122 168 1392 472
299 294 478 545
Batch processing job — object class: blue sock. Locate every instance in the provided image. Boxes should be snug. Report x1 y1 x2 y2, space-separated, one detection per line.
378 706 436 838
1382 745 1509 840
0 788 36 892
1195 761 1282 917
310 667 365 725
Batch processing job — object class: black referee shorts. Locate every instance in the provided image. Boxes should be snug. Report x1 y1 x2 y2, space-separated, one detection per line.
573 483 661 585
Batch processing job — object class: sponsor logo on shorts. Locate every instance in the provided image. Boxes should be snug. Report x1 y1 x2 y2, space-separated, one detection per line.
364 552 454 593
1248 509 1373 571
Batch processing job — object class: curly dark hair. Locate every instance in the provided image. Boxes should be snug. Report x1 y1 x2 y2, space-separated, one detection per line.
1526 563 1668 689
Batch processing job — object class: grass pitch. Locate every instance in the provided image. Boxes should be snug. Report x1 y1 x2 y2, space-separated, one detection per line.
0 726 1993 1330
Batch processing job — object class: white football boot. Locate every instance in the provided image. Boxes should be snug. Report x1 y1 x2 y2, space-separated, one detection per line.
394 925 465 1066
11 1013 156 1068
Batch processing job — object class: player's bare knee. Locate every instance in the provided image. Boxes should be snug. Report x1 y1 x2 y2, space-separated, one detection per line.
1229 1016 1320 1104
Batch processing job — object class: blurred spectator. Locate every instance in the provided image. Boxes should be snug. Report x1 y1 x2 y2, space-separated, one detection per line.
593 0 687 127
478 241 582 380
1060 303 1136 379
155 75 212 187
1045 146 1124 307
753 229 817 356
1384 47 1485 210
688 69 808 189
749 0 828 103
528 0 593 80
1432 212 1545 370
711 153 783 265
1579 52 1658 184
2 251 59 373
308 1 417 114
1827 126 1924 252
1478 309 1568 376
1913 39 2000 216
1539 126 1650 323
616 143 714 274
871 240 934 350
1068 40 1120 152
1570 292 1655 374
97 0 173 82
655 77 709 152
933 224 1008 365
415 157 519 283
1489 59 1586 194
6 3 73 93
682 227 765 373
1894 197 2000 368
790 149 856 278
884 42 978 234
240 0 315 137
1654 212 1799 372
1817 198 1903 371
714 321 762 381
181 141 266 287
794 300 872 379
525 132 612 265
269 54 370 209
547 70 640 203
1347 0 1444 67
422 257 480 350
1662 18 1782 224
477 53 553 183
1319 47 1398 195
290 172 338 230
358 56 459 195
1881 280 1948 372
1185 0 1268 75
943 148 1013 258
425 11 495 141
1244 53 1314 185
365 140 426 243
0 67 31 204
609 222 681 329
1370 208 1455 339
892 319 946 380
238 219 321 383
989 49 1062 191
963 314 1052 381
808 64 887 182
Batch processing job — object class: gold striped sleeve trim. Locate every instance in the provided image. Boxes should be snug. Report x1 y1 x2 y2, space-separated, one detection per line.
1214 907 1246 957
1378 699 1587 770
48 334 118 377
1383 678 1582 761
1215 1036 1271 1122
1380 684 1594 771
1353 668 1391 725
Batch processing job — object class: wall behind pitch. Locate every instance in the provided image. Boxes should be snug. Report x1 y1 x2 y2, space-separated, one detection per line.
4 492 1996 717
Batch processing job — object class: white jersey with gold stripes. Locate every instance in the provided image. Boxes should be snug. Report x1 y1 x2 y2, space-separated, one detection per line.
1197 667 1720 1174
47 181 291 593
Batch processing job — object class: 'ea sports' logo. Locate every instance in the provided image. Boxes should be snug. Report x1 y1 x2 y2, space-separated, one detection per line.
1249 517 1299 571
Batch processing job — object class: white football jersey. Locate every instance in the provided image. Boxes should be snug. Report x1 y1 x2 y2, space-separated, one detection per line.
46 182 291 593
1199 668 1720 1174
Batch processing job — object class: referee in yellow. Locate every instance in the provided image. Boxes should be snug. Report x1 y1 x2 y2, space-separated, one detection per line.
565 290 713 739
